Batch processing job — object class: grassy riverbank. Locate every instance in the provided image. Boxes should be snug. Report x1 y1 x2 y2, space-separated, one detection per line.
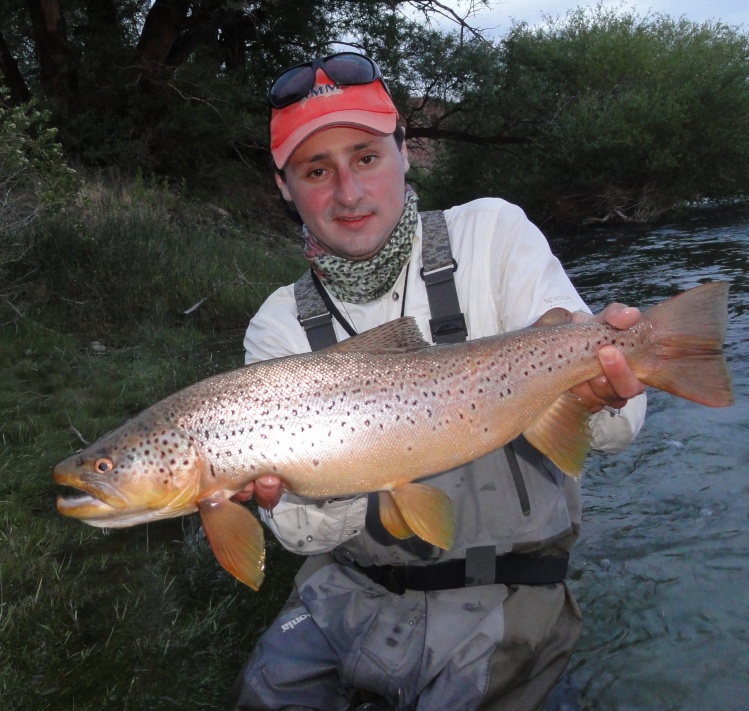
1 177 306 709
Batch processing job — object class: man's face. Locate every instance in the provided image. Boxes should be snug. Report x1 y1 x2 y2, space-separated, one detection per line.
276 126 410 261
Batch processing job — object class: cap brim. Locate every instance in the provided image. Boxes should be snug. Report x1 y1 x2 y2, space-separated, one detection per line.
273 110 398 168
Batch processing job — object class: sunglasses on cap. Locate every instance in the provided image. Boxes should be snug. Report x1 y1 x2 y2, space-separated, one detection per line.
267 52 392 109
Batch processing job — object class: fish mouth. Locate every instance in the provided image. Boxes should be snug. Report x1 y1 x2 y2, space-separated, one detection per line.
53 464 201 528
54 489 177 528
53 467 149 528
56 492 120 523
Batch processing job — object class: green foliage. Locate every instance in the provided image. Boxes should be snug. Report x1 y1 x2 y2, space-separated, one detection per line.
0 96 78 235
0 0 350 182
424 6 749 225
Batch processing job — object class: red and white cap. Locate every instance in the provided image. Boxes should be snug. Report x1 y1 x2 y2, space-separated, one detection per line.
270 68 399 168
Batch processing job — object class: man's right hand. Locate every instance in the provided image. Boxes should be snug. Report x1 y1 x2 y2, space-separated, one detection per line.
231 476 284 510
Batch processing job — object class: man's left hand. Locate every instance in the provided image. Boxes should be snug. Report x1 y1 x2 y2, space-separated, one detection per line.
570 304 646 413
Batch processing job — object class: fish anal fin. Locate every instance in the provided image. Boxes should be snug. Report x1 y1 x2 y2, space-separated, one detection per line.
524 392 592 478
378 491 415 539
389 483 456 550
197 494 265 590
326 317 430 355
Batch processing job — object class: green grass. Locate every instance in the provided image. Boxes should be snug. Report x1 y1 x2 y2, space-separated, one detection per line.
0 178 306 710
3 174 306 339
0 318 302 711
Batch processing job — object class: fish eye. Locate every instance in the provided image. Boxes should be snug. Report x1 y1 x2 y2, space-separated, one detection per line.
94 457 114 474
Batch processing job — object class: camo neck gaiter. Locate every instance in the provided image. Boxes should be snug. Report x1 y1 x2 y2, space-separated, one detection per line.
302 186 418 304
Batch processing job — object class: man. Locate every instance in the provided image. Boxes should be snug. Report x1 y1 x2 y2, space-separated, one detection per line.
228 52 647 711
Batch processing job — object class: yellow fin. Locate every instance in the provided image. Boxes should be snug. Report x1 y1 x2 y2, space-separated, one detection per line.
389 483 456 550
378 491 415 539
197 494 265 590
530 307 573 327
524 392 592 478
326 317 429 355
640 281 734 407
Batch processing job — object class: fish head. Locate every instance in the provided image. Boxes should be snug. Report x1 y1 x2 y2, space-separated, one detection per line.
53 417 206 528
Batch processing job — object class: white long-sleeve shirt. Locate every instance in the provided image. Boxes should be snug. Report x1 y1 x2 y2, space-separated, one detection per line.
244 198 646 554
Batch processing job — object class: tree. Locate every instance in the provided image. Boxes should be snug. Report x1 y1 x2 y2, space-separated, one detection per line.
2 2 748 224
0 0 500 182
424 6 749 225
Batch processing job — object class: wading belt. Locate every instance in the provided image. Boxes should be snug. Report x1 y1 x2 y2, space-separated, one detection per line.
293 211 565 592
354 552 570 594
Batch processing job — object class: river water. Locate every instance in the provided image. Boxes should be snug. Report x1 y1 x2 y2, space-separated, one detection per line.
549 205 749 710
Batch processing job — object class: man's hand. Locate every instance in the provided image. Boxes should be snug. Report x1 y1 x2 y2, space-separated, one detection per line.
570 303 646 413
231 476 284 509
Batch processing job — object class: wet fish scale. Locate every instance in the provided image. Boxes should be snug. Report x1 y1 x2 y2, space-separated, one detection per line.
141 321 639 497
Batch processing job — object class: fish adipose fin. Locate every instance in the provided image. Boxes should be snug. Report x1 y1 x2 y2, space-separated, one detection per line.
387 483 456 550
197 494 265 590
326 317 430 355
524 392 592 478
640 281 734 407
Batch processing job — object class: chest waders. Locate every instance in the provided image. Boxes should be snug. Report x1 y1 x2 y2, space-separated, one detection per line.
293 211 569 590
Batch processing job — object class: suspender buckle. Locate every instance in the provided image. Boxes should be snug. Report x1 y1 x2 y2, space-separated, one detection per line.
298 312 333 330
420 259 458 285
429 313 467 344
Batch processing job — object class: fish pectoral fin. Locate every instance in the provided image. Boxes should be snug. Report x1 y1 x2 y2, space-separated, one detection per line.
389 483 456 550
378 491 415 539
325 317 430 355
197 494 265 591
524 392 592 478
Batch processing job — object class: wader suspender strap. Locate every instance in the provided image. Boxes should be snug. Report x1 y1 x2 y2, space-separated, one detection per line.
294 210 467 349
294 271 337 351
418 210 467 344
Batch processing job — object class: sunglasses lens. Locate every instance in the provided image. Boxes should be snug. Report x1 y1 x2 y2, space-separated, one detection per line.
323 53 377 84
269 65 315 108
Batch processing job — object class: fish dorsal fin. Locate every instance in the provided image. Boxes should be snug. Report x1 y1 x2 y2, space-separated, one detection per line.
531 307 573 328
524 392 592 478
325 317 430 355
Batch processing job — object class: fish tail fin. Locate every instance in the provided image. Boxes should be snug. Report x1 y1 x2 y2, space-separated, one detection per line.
383 483 456 550
197 494 265 590
642 282 734 408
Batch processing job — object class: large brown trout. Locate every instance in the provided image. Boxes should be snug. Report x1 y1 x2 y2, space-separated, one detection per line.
53 282 734 589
